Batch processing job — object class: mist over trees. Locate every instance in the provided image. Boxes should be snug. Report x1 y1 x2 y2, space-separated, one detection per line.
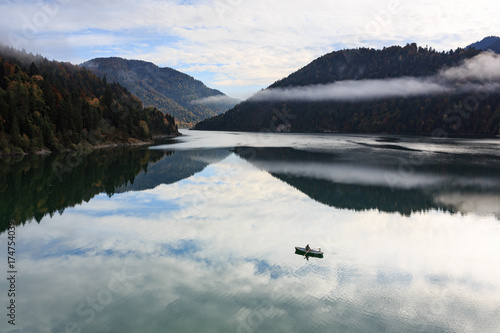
0 46 179 155
195 44 500 137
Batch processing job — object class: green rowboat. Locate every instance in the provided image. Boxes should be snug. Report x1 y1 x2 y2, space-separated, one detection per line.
295 246 323 258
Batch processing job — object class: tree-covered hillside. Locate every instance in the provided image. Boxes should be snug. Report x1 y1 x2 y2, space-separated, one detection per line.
0 47 179 155
467 36 500 53
195 44 500 137
80 57 239 128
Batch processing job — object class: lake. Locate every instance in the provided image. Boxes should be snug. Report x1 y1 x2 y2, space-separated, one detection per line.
1 130 500 332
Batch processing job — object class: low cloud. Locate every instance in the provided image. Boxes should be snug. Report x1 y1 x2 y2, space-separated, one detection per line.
191 95 240 106
250 52 500 102
439 52 500 81
251 77 450 102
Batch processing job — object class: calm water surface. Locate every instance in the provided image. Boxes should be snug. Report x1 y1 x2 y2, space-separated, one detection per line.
1 130 500 332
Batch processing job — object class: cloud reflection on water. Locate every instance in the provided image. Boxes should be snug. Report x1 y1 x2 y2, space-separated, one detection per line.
2 153 500 332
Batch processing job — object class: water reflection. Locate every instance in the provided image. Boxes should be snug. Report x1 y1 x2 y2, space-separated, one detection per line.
0 148 162 232
233 146 500 217
0 147 229 233
1 131 500 333
2 132 498 235
117 148 230 192
1 152 499 332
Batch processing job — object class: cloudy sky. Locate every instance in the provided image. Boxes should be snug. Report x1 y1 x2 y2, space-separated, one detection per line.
0 0 496 99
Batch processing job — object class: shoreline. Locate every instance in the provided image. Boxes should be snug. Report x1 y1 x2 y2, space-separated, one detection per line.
0 133 181 158
191 128 500 139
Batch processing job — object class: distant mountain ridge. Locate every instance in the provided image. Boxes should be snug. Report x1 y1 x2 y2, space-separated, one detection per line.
195 42 500 137
80 57 238 127
466 36 500 53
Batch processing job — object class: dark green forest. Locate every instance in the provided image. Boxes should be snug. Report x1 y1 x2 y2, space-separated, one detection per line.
195 44 500 136
0 47 179 155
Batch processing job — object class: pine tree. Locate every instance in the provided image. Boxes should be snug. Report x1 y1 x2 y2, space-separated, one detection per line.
29 62 38 76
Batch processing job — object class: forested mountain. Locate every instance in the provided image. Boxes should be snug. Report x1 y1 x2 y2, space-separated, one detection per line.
467 36 500 53
80 57 239 127
195 43 500 137
0 47 179 155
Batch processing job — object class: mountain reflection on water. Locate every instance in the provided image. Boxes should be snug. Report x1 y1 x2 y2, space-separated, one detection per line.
1 130 500 333
1 132 499 234
233 146 500 217
0 147 229 233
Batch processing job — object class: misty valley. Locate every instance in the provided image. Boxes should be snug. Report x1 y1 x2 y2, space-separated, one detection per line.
1 130 499 333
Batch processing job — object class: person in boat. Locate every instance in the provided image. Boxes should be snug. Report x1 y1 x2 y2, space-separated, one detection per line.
305 244 310 252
